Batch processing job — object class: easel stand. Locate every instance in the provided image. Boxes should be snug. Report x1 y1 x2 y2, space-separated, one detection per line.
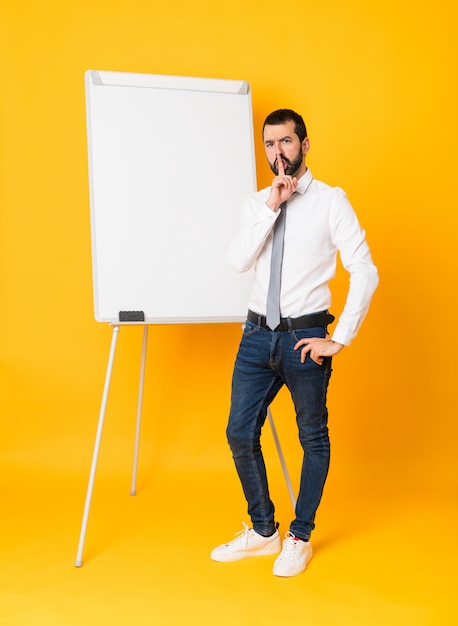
75 324 296 567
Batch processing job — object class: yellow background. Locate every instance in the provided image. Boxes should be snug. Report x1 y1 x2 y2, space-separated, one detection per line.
1 0 457 624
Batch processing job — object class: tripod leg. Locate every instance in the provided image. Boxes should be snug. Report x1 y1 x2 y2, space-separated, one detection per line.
130 325 148 496
267 407 297 509
75 325 120 567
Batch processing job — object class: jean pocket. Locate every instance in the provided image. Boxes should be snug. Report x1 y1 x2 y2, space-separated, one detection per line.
291 327 326 344
242 320 260 336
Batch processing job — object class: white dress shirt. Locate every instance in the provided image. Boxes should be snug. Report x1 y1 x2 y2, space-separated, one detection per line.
228 169 379 346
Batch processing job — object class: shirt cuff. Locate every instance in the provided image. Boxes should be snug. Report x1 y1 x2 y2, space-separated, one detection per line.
330 327 352 347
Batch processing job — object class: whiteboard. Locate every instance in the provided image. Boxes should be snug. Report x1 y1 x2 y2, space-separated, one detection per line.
85 70 256 324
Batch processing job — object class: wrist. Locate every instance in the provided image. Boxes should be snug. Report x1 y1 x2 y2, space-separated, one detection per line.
265 200 281 212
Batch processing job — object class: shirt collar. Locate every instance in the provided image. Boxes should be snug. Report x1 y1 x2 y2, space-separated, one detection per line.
295 168 313 195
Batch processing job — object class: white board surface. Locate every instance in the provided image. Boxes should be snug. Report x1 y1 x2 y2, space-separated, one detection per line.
85 70 256 323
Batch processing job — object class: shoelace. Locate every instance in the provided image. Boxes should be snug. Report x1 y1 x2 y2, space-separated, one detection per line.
278 532 300 560
228 522 252 547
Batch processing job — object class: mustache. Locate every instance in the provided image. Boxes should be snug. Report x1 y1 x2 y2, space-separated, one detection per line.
276 156 291 169
270 150 303 176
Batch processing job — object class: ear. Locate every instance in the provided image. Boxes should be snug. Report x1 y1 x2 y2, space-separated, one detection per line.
302 137 310 154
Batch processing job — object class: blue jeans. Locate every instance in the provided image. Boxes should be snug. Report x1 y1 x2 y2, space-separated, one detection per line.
226 319 332 541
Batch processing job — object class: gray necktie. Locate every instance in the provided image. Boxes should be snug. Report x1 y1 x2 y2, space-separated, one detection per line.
266 201 287 330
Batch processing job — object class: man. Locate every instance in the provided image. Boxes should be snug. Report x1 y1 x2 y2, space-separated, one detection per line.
210 109 378 577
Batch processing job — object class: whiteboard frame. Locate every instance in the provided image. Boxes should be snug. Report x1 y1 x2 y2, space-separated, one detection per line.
85 70 256 324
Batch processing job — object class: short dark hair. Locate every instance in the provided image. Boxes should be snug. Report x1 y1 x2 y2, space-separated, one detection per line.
262 109 307 143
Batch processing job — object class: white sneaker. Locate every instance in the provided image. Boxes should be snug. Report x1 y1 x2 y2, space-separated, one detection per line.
211 523 281 562
273 532 313 577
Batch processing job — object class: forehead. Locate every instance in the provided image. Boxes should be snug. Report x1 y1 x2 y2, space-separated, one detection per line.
263 120 297 141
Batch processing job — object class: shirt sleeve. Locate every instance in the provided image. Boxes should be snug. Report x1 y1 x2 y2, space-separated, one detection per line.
330 190 379 346
228 194 279 273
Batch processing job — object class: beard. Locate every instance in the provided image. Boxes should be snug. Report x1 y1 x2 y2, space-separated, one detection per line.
269 148 303 176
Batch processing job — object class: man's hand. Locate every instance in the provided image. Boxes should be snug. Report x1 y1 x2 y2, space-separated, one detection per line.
266 154 298 211
294 336 344 365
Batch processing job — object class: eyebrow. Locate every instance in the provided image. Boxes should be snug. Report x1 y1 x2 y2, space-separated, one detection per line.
264 135 293 145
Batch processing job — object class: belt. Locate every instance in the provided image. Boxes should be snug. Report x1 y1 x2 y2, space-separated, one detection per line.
247 309 335 331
